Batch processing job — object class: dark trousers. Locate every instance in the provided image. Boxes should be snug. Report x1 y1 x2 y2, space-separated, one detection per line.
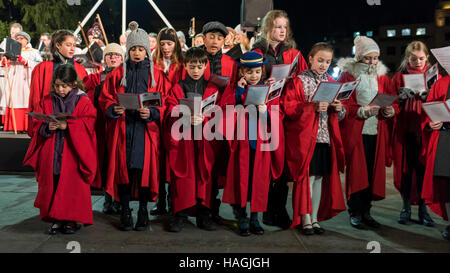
400 133 426 206
264 169 289 220
347 135 377 217
118 169 150 209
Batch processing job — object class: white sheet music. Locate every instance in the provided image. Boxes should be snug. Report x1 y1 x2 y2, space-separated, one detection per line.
244 85 270 105
431 46 450 75
266 78 286 102
270 64 290 81
422 102 450 122
425 63 439 90
201 92 218 114
369 93 398 107
336 80 360 100
117 93 140 110
310 82 342 103
403 74 426 92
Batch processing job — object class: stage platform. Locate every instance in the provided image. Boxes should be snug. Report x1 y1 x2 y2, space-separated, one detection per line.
0 132 32 172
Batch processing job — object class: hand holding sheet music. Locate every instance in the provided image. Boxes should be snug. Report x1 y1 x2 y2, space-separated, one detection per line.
403 74 426 93
244 79 286 105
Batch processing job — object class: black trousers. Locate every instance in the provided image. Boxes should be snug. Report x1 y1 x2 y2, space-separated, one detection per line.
118 169 150 208
264 168 289 219
347 135 377 217
400 133 425 205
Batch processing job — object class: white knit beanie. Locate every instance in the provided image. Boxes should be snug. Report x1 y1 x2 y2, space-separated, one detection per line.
354 36 380 62
121 21 156 88
103 42 125 60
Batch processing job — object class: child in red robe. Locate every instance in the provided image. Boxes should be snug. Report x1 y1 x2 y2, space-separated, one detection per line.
283 43 346 235
165 47 222 232
29 30 88 136
221 51 284 236
23 64 98 235
99 22 168 232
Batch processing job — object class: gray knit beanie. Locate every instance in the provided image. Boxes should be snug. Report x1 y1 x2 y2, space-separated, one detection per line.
121 21 156 88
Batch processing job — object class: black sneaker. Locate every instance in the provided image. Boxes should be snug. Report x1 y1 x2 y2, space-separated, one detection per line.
418 205 434 227
135 208 149 231
238 218 251 237
196 215 216 231
398 208 411 225
62 221 81 234
362 213 381 228
150 201 168 216
120 207 133 231
48 221 63 235
249 219 264 235
350 215 364 229
169 215 186 232
442 226 450 241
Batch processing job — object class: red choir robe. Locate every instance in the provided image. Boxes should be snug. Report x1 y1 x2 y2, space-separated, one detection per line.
23 92 98 224
220 85 285 212
204 53 238 92
99 65 168 202
153 60 184 87
28 61 87 136
84 71 109 187
391 68 441 204
283 76 346 228
164 82 222 213
338 71 397 201
421 76 450 221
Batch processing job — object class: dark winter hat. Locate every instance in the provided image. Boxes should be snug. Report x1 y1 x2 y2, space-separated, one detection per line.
121 21 156 88
239 51 267 68
87 22 103 40
202 21 228 37
15 31 30 42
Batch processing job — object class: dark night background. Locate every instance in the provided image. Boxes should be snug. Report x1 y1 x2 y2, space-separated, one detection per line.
92 0 442 53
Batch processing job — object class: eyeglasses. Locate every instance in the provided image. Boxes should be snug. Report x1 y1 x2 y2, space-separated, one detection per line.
105 53 122 59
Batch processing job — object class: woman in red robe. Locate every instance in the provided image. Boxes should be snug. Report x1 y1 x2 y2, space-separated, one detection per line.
337 36 397 229
29 30 87 136
421 76 450 240
251 10 309 229
23 64 98 235
283 43 346 235
391 41 438 226
99 22 169 232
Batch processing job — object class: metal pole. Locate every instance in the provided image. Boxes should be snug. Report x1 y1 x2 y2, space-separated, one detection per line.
122 0 127 34
147 0 174 29
73 0 105 36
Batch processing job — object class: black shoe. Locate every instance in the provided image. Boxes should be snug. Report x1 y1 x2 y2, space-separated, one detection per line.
362 213 381 228
196 213 216 231
102 194 114 214
150 203 168 216
262 211 275 226
238 219 251 237
249 219 264 235
48 221 63 235
275 209 291 230
312 222 325 235
135 208 149 231
168 215 186 233
62 221 81 234
350 216 364 229
418 205 435 227
301 224 315 235
111 201 122 215
442 226 450 241
120 207 133 231
398 208 411 225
